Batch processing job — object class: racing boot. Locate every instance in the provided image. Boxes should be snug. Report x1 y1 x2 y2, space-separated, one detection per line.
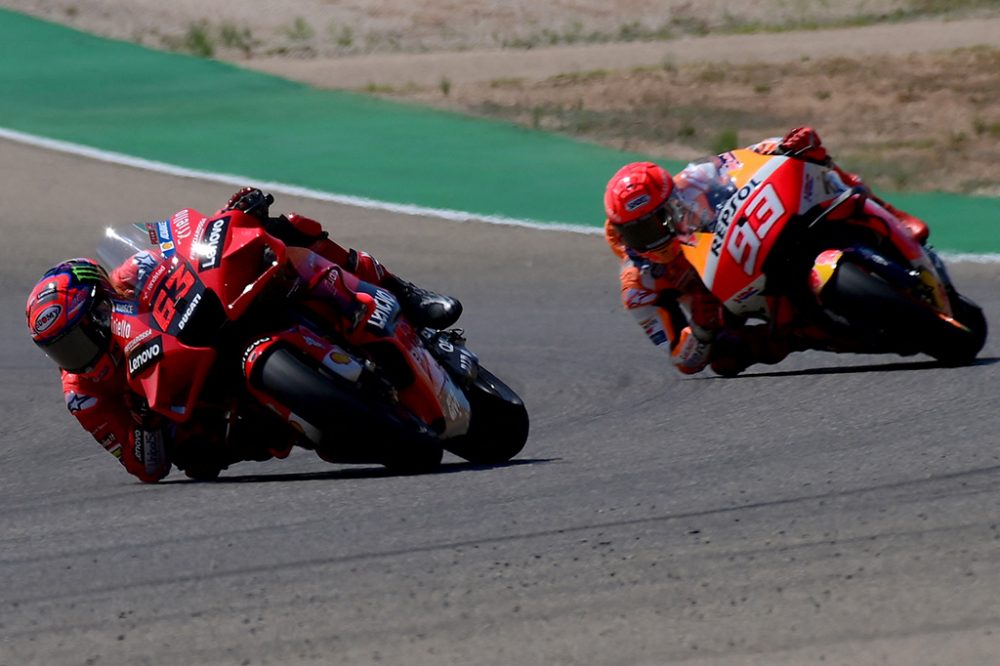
275 213 462 329
382 274 463 330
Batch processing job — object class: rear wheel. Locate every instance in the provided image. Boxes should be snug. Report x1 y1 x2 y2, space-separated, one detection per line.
444 367 529 464
822 261 985 365
255 347 443 472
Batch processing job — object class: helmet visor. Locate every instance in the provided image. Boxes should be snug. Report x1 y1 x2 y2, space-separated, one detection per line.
41 321 107 372
617 205 678 251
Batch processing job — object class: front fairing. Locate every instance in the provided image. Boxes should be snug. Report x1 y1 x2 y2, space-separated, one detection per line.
96 211 236 422
98 222 215 422
680 150 844 317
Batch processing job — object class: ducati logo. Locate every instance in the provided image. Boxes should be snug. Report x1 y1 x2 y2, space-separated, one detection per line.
177 293 202 331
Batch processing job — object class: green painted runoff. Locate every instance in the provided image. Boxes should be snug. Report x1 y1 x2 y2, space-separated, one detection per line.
0 9 995 252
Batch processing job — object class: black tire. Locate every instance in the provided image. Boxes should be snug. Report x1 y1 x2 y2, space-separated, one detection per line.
822 261 985 365
943 292 988 365
183 466 222 482
255 347 443 472
444 367 529 464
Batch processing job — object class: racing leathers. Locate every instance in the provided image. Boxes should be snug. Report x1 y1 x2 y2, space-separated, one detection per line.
61 351 173 483
606 127 930 375
63 193 461 482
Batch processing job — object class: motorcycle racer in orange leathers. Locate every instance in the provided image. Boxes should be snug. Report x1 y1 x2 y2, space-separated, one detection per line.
604 127 929 376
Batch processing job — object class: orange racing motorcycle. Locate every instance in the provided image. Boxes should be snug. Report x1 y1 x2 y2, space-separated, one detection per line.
679 149 987 374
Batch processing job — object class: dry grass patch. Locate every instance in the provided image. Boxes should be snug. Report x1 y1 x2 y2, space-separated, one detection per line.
378 47 1000 194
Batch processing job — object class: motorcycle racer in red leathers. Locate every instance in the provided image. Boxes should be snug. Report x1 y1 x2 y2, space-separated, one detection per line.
604 127 930 376
26 188 463 482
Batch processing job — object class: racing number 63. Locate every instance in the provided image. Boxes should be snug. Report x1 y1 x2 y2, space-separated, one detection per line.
152 263 197 331
727 183 786 276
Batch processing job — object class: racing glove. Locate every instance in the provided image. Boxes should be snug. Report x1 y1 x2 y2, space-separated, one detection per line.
226 186 275 221
778 126 830 164
124 395 172 482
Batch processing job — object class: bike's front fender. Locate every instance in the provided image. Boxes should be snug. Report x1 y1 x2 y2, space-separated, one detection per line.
809 246 951 315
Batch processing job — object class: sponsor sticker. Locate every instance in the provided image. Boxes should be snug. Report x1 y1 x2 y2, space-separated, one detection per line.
198 216 231 271
156 220 171 242
127 335 163 378
113 299 138 316
301 333 325 349
35 286 58 304
112 318 132 338
152 219 176 258
711 177 761 257
176 292 202 331
173 209 192 239
625 288 658 307
101 433 122 458
141 263 169 302
718 151 743 173
123 327 153 354
241 336 272 372
625 194 651 212
732 285 760 304
366 288 398 330
133 430 144 461
327 350 352 365
33 304 62 333
66 392 98 414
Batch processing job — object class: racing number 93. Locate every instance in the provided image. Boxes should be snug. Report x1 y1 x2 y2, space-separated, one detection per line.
152 262 197 332
727 183 786 276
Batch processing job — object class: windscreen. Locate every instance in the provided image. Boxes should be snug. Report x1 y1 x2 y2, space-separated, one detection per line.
96 223 157 274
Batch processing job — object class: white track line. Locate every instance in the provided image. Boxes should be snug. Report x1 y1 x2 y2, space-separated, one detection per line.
3 126 997 263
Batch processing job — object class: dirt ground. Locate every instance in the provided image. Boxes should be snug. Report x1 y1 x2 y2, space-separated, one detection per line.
387 44 1000 195
3 0 1000 193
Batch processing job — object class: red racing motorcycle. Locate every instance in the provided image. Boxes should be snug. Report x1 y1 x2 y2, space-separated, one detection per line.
97 208 528 474
679 149 987 374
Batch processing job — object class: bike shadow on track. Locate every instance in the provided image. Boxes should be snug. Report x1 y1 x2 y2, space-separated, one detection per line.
697 356 1000 380
162 458 559 484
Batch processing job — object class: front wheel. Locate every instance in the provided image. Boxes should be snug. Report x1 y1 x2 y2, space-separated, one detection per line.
821 261 986 365
444 367 529 465
255 347 443 472
941 292 988 366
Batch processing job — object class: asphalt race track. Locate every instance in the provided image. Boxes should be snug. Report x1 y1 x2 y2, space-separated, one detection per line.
2 139 1000 665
